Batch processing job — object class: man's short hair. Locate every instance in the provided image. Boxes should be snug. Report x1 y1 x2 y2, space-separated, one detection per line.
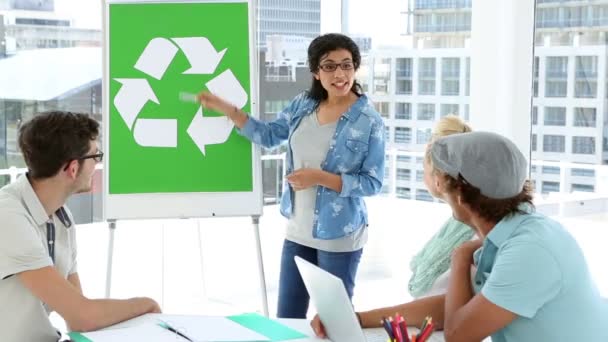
18 111 99 179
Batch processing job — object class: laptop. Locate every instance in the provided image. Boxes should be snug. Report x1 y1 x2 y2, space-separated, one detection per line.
295 256 383 342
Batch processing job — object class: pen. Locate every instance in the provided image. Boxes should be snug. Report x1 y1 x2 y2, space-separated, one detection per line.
159 321 194 342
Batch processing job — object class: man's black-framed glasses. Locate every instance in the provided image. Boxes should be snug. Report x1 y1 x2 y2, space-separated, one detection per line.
63 150 104 171
319 61 355 73
79 151 104 163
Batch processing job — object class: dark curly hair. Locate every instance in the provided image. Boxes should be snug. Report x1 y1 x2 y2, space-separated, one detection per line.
307 33 363 102
18 111 99 179
443 175 534 223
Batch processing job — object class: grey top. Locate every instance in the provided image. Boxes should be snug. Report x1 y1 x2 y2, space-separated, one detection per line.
0 175 78 342
287 111 367 252
430 131 528 199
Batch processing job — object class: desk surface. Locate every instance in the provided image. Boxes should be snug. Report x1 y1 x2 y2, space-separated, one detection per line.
105 313 445 342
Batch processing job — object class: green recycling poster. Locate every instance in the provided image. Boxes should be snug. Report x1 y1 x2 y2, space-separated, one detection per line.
108 1 253 194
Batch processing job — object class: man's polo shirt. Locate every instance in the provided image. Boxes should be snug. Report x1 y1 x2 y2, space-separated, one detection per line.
0 175 77 342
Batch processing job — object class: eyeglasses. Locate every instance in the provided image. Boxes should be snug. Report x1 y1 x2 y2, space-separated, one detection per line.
318 61 355 73
63 150 104 171
79 151 104 163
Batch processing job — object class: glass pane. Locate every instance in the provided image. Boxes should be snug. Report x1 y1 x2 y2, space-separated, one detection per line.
348 0 471 202
532 0 607 203
0 1 102 223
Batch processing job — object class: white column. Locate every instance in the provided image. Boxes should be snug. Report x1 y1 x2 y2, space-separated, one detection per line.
469 0 536 158
321 0 342 34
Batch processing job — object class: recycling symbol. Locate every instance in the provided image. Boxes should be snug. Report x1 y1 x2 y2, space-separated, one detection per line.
113 37 248 155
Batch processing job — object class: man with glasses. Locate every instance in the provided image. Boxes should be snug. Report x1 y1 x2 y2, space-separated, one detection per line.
0 111 161 342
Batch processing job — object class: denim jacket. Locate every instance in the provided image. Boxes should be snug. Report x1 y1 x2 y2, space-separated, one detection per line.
239 92 385 240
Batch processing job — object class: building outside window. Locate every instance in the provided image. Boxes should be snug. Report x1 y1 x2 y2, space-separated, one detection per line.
417 103 435 120
575 56 598 98
375 102 390 119
418 58 436 95
373 57 391 95
396 58 413 95
572 136 595 154
543 135 566 152
542 181 561 193
545 56 568 97
395 102 412 120
441 103 459 117
573 107 597 127
544 107 566 126
416 128 432 144
394 127 412 144
441 57 460 95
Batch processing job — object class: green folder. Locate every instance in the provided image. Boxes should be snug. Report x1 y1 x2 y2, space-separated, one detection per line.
227 313 308 341
67 332 91 342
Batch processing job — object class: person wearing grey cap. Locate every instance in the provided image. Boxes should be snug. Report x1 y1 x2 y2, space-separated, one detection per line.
426 131 607 342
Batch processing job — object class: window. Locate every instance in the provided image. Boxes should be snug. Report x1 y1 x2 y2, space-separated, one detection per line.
532 106 537 125
531 134 537 152
416 170 424 182
417 103 435 121
574 107 596 127
542 181 560 194
397 155 411 163
571 184 595 192
465 57 471 96
416 189 433 202
396 187 411 199
441 104 459 117
396 168 411 181
417 129 432 144
545 57 568 97
544 107 566 126
441 58 460 95
571 168 595 177
537 7 560 28
373 58 391 95
394 127 412 144
396 58 413 95
575 56 598 98
542 166 560 174
533 57 539 97
375 102 390 118
543 135 565 153
572 136 595 154
384 126 390 142
418 58 436 95
395 103 411 120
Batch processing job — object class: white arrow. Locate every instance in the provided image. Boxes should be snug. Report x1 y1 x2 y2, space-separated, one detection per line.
171 37 227 75
133 118 178 148
187 106 234 155
206 69 248 109
113 78 159 130
134 37 179 80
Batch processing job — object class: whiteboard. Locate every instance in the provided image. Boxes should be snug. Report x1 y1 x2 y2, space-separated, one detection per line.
102 0 262 220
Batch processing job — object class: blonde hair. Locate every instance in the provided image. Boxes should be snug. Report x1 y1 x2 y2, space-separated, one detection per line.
431 114 472 141
426 114 473 166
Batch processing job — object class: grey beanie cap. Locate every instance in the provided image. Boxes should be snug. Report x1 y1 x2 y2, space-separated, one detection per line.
430 131 528 199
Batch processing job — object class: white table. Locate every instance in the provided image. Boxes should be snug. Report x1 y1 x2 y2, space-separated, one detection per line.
101 313 445 342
